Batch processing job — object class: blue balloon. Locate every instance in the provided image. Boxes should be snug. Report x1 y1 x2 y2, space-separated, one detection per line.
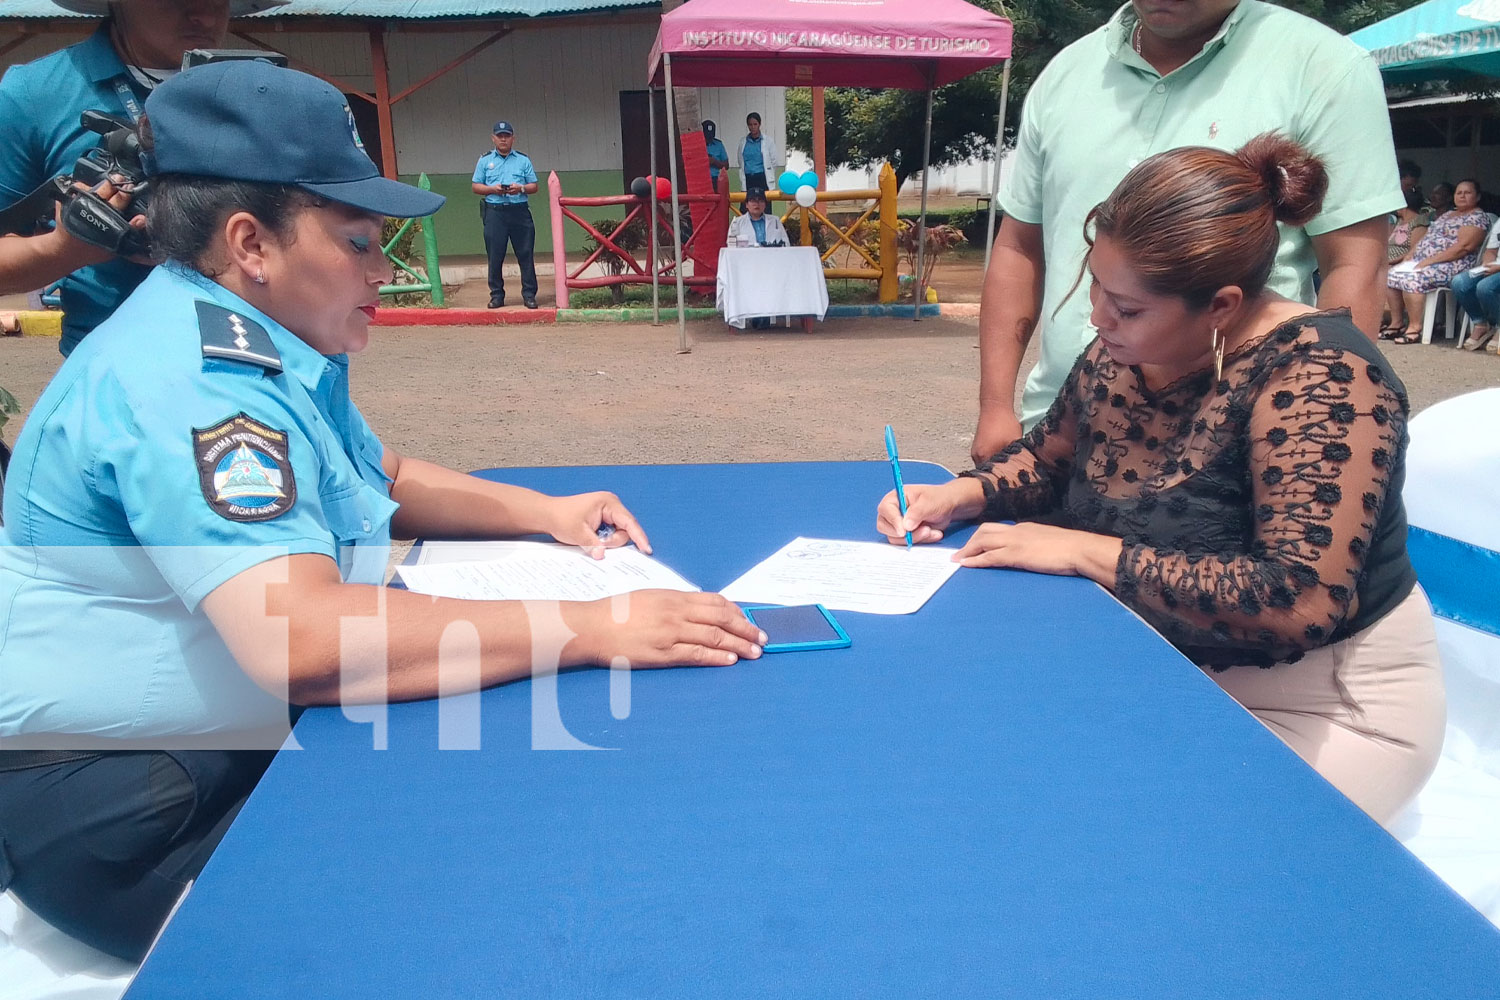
777 170 801 196
800 170 820 190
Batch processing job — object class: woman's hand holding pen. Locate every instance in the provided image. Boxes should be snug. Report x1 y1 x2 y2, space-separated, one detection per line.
545 491 652 558
875 479 985 545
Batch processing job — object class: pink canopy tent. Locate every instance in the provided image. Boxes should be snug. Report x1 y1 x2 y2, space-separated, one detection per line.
646 0 1014 344
647 0 1013 89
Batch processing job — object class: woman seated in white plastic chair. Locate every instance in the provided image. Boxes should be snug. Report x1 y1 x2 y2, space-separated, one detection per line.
1382 178 1488 344
0 62 764 963
1448 214 1500 353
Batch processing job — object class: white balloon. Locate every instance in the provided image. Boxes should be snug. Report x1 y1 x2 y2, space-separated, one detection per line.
794 184 817 208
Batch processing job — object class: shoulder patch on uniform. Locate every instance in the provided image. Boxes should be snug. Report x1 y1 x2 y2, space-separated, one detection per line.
196 301 282 374
193 413 297 523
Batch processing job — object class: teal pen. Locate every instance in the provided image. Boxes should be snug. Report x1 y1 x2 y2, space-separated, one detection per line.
884 424 913 549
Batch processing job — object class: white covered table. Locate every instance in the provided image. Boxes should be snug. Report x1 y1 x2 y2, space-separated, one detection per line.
716 246 829 330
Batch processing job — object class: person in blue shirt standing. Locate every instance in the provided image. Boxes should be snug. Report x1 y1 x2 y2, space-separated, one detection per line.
471 120 539 309
0 62 763 962
0 0 286 356
702 119 729 193
737 112 780 197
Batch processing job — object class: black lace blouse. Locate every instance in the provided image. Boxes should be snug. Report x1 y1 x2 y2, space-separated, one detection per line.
962 310 1417 669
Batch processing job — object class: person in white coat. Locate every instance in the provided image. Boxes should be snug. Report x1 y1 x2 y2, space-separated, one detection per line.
737 113 780 193
727 188 789 247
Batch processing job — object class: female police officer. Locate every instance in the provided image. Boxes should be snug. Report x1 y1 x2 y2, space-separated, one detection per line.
0 61 763 961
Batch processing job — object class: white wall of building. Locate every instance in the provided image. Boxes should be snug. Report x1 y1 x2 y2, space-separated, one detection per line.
0 21 787 181
253 27 785 179
254 23 661 175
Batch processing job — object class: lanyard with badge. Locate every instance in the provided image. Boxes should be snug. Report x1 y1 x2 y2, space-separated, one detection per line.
112 76 145 124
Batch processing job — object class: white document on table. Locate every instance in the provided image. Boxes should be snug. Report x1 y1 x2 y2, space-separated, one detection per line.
718 537 961 615
395 541 699 601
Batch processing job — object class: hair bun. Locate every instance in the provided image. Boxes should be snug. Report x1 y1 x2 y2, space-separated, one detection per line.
1236 132 1328 227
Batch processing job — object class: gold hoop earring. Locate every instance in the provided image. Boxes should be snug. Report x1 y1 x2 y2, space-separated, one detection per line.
1211 326 1224 382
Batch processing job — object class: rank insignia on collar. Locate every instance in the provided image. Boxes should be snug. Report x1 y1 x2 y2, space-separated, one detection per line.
193 413 296 522
196 300 282 373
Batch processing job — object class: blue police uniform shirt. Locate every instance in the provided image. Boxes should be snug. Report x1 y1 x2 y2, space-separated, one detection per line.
0 263 399 740
705 137 728 182
0 26 153 357
742 136 766 176
472 148 537 205
751 217 767 244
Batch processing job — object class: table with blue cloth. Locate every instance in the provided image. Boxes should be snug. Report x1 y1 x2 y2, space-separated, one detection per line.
124 462 1500 999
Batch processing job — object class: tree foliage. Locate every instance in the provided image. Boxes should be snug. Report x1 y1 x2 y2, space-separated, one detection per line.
786 0 1426 185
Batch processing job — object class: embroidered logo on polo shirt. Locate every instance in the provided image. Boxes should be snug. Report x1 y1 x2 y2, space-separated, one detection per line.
193 413 297 522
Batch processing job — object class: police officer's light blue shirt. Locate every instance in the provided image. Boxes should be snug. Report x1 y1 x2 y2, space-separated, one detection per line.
751 218 767 244
705 137 728 183
472 149 537 205
742 136 765 176
0 25 152 356
0 263 398 740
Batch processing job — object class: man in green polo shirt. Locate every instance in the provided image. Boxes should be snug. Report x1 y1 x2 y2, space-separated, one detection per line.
971 0 1401 462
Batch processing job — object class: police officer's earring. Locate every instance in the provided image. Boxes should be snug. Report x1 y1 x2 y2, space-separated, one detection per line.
254 268 267 285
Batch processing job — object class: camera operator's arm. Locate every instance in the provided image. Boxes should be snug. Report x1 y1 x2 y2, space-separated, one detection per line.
0 179 135 294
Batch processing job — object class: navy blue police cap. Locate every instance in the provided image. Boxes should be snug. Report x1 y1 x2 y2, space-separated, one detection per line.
492 121 515 135
145 61 445 219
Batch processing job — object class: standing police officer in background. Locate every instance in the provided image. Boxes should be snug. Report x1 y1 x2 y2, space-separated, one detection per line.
0 0 287 356
471 120 539 309
702 119 729 193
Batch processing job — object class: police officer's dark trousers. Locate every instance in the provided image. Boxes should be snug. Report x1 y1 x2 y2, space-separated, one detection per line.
0 748 275 960
482 202 538 303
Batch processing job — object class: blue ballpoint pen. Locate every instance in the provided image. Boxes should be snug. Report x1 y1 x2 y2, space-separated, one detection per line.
884 424 913 549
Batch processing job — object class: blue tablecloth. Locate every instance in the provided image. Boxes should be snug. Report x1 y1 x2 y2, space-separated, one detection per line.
126 462 1500 999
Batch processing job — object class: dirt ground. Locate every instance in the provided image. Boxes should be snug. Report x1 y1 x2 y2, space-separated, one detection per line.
440 243 989 311
4 313 1497 479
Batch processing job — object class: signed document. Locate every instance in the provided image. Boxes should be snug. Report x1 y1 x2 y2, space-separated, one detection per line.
718 537 960 615
396 541 699 602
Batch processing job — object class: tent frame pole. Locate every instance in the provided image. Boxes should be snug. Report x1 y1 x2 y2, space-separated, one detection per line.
649 83 661 325
913 81 935 322
664 53 690 353
983 57 1011 274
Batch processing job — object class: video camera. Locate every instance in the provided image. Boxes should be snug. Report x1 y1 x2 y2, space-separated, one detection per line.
0 48 288 258
0 109 151 256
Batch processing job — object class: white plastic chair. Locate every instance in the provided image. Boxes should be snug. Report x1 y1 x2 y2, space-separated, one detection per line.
1390 388 1500 927
1419 286 1463 344
0 892 136 1000
1454 312 1477 349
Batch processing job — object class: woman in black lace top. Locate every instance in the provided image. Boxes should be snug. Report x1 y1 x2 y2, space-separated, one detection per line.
878 134 1444 826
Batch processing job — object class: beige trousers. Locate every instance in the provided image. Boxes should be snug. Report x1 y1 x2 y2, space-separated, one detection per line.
1206 587 1446 828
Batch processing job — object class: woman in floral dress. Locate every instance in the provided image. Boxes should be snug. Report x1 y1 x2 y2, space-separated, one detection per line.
1383 179 1488 344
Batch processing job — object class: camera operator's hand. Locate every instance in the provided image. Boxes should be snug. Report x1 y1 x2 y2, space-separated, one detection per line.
45 177 140 270
0 177 141 295
79 175 152 265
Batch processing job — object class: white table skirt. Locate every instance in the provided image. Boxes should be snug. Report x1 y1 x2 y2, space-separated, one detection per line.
716 246 830 329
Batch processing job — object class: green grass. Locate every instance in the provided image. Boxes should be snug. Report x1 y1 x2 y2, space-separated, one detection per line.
567 284 709 309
